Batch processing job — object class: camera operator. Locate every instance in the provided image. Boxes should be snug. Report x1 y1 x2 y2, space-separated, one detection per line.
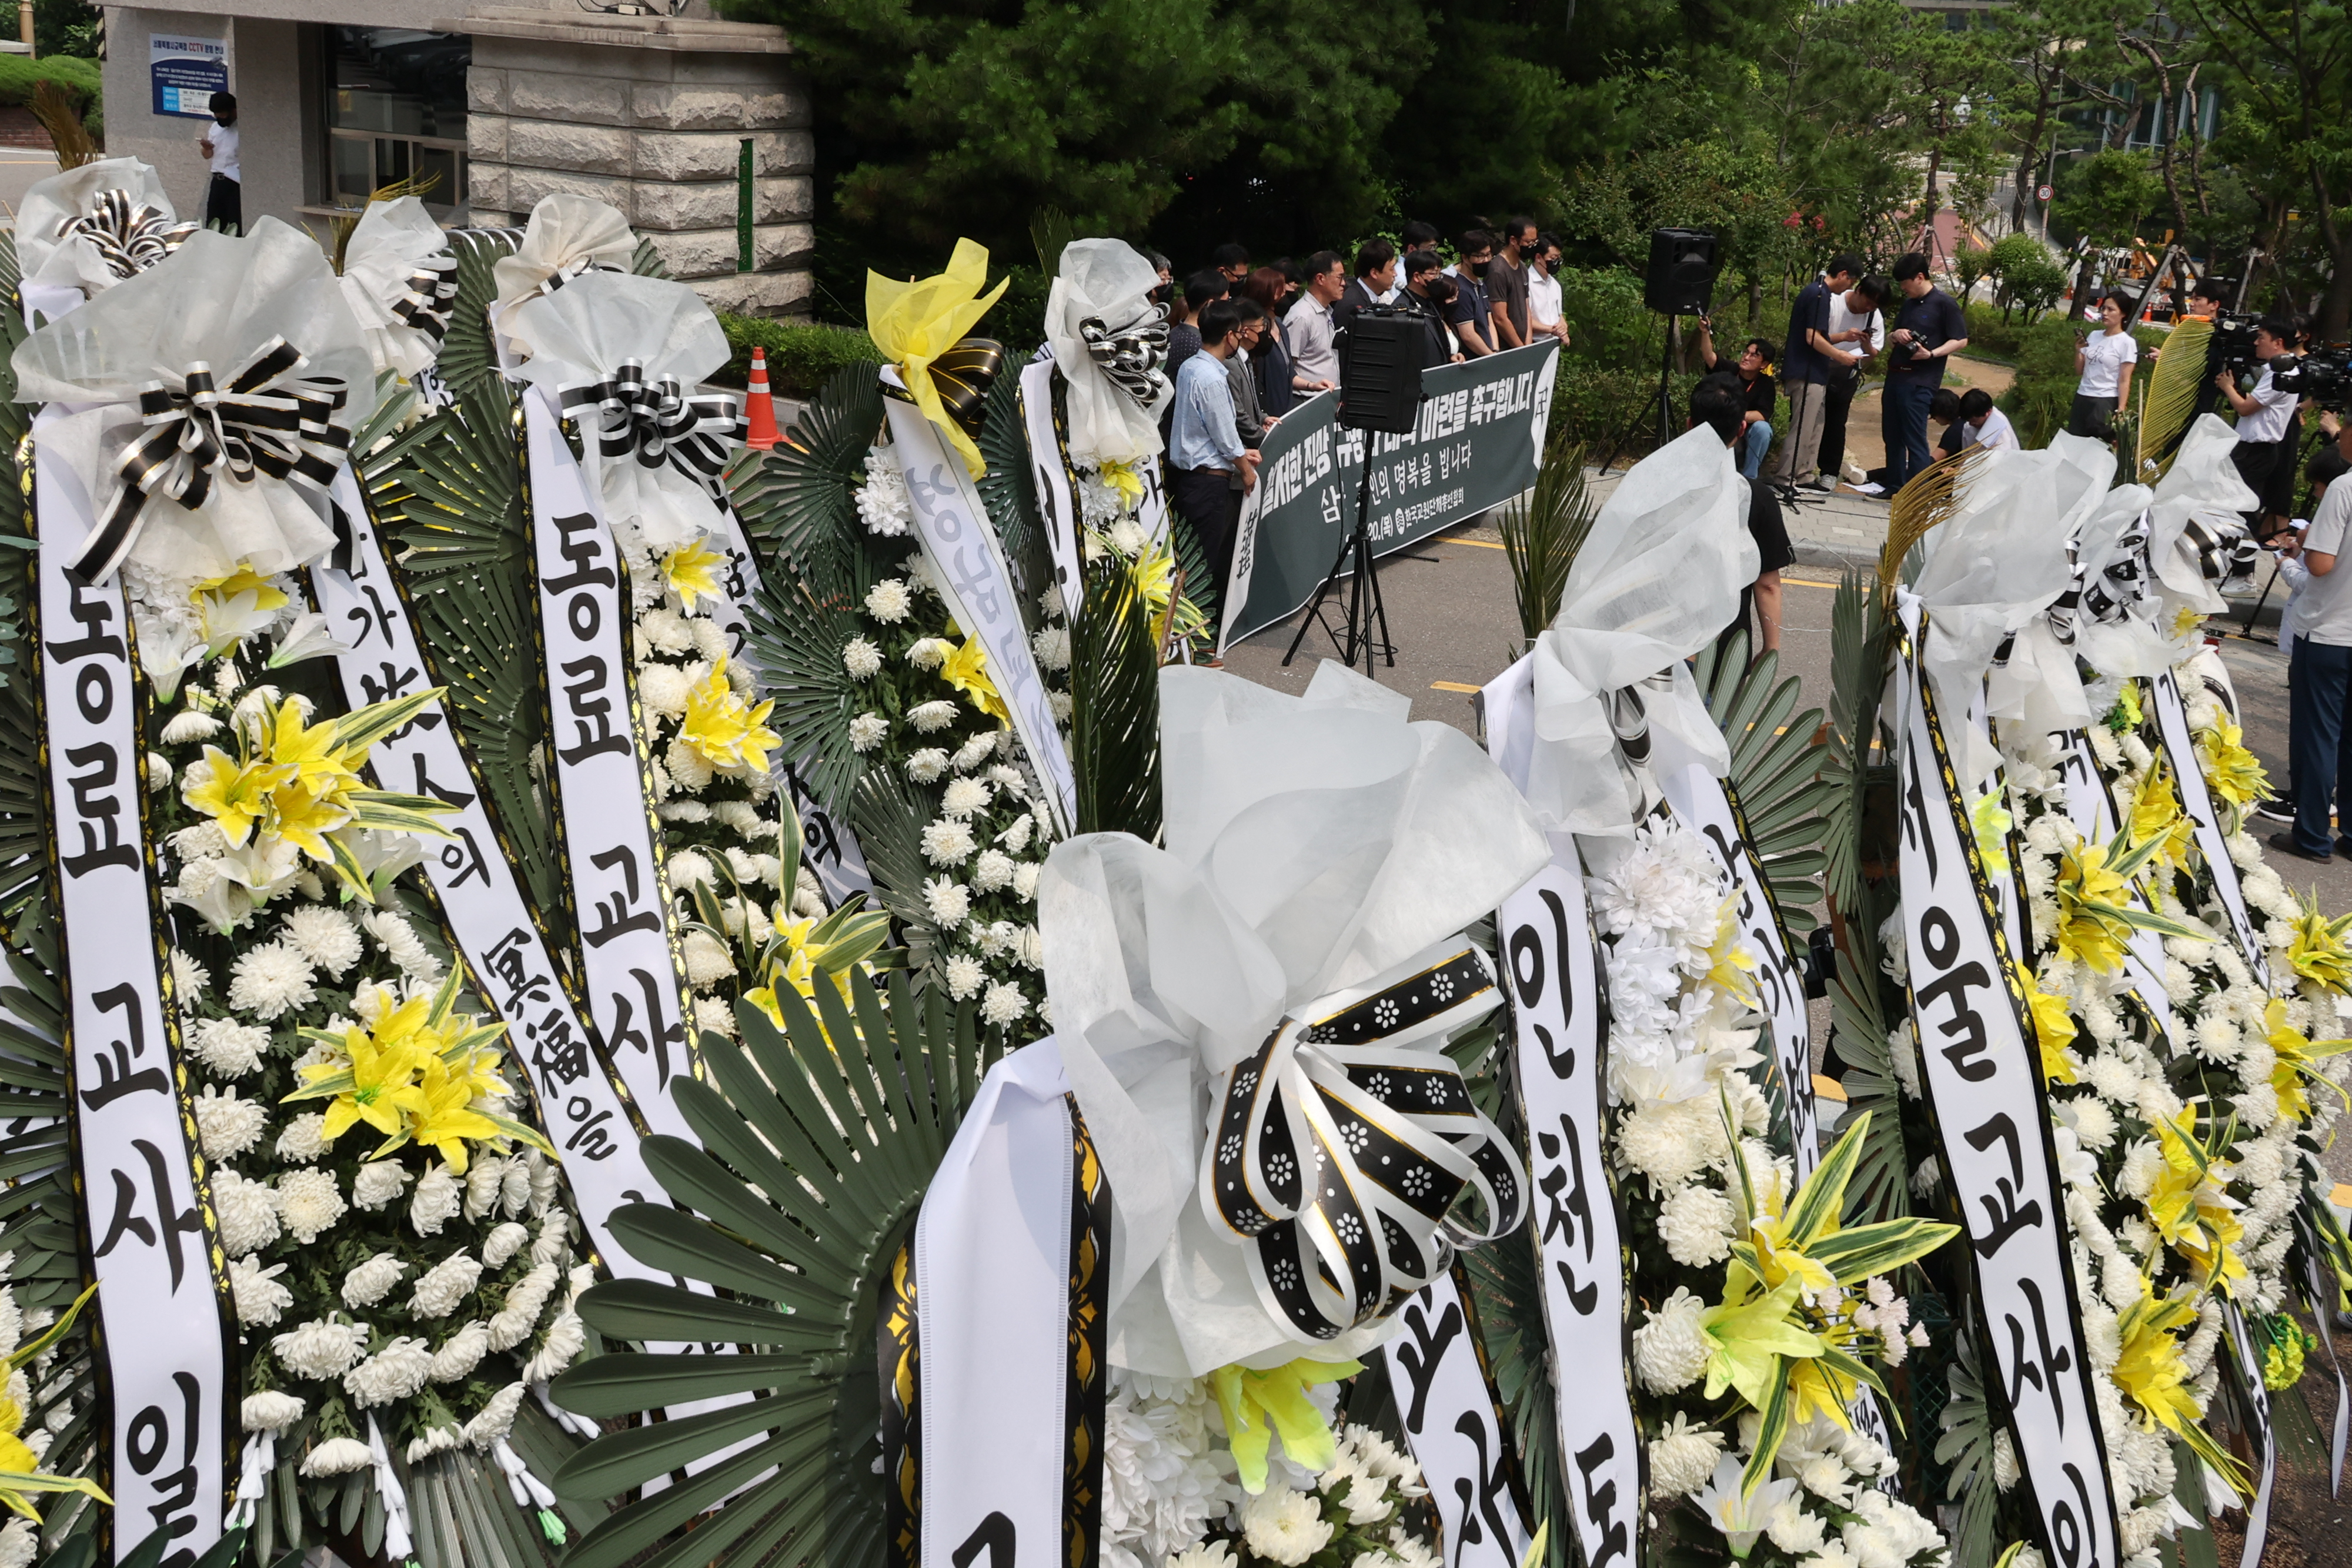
1882 253 1969 495
2214 315 2300 541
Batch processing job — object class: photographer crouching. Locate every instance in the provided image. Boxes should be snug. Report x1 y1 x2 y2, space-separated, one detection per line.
2214 315 2301 541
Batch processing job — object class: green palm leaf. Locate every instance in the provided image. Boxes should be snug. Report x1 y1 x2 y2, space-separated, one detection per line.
730 362 881 576
552 974 993 1568
1498 433 1596 649
1068 551 1162 838
1693 627 1830 937
437 229 521 407
383 378 567 925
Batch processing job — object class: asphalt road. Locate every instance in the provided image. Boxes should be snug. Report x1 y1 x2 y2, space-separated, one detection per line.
1220 508 2352 1196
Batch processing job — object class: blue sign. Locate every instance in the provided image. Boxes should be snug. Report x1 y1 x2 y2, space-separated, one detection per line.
150 34 226 119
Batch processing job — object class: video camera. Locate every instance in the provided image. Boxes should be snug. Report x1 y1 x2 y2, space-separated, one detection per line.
2206 311 2266 380
2272 343 2352 408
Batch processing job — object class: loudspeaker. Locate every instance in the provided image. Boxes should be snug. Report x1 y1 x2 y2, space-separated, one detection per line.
1644 228 1720 316
1338 310 1427 435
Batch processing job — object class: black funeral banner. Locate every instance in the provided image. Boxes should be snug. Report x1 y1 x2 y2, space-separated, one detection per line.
1893 599 2122 1568
1220 341 1558 647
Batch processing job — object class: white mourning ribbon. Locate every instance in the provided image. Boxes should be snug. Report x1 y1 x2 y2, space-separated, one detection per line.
1915 435 2112 785
18 157 193 300
1382 1269 1538 1568
33 412 236 1563
2149 415 2261 620
2223 1305 2276 1568
1516 426 1754 840
507 269 744 557
1042 662 1548 1377
364 1416 416 1560
1044 239 1172 469
12 219 373 589
337 196 459 382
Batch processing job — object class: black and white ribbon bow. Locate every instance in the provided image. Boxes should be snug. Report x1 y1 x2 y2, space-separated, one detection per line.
2080 510 2154 624
532 255 624 300
1201 947 1527 1342
1079 303 1171 408
55 190 197 281
390 251 460 344
74 337 352 585
557 361 746 505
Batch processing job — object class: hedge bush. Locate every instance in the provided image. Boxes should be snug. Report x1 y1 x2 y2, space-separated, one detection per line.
1994 317 2170 449
713 315 883 396
0 53 98 111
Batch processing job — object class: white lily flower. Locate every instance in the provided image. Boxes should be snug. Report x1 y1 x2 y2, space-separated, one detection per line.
1692 1456 1800 1557
267 610 355 668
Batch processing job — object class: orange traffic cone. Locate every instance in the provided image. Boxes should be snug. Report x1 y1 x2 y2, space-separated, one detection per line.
745 346 780 450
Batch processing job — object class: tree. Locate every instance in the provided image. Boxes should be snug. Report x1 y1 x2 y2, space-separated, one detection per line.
1976 0 2136 235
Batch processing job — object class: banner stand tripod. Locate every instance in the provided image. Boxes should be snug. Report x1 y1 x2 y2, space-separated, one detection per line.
1281 454 1391 676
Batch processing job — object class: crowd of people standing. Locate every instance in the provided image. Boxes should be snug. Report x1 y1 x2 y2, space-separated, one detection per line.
1155 219 1572 648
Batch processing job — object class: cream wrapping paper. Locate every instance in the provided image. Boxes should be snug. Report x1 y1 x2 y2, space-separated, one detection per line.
1040 661 1547 1377
17 156 191 303
1043 239 1171 469
2150 414 2261 617
336 197 457 382
490 193 637 357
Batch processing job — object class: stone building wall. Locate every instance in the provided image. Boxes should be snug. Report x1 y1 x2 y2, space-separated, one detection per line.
449 6 813 316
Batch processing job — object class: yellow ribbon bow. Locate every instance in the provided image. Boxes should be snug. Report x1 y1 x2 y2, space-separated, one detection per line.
1207 1357 1362 1493
867 238 1008 479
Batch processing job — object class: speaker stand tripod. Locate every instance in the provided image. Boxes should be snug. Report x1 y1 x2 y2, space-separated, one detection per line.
1599 315 1681 473
1281 457 1393 677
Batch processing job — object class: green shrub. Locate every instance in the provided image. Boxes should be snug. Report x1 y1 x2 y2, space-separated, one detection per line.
1963 304 2030 362
1995 319 2171 449
0 53 98 111
713 315 883 396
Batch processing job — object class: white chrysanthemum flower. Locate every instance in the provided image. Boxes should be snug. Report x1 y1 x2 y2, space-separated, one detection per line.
404 1425 463 1465
362 908 444 982
464 1381 530 1450
271 1111 328 1163
428 1320 492 1383
300 1436 373 1476
341 1253 408 1309
193 1084 268 1161
241 1390 305 1433
900 748 947 785
843 636 884 680
924 878 971 930
666 849 715 894
856 449 913 536
941 777 991 819
522 1310 588 1383
1241 1486 1333 1567
161 708 223 745
904 636 950 672
864 579 913 623
465 1155 508 1221
1032 626 1072 671
641 608 694 653
922 818 978 866
1992 1429 2019 1490
1010 863 1041 902
1165 1544 1235 1568
408 1253 485 1319
1632 1286 1712 1393
639 662 696 717
943 955 985 1001
2116 1139 2166 1200
353 1160 413 1211
486 1263 561 1351
228 942 316 1019
954 731 1000 770
693 994 738 1038
666 735 716 793
908 700 958 733
969 848 1016 892
278 1168 348 1246
998 811 1037 852
1765 1499 1828 1556
230 1254 293 1328
1659 1181 1737 1266
212 1166 282 1255
282 905 362 977
481 1222 532 1270
270 1316 370 1380
690 616 729 663
2069 1096 2118 1151
981 981 1028 1027
1616 1099 1727 1188
681 928 737 985
345 1336 433 1407
187 1016 269 1079
411 1164 464 1236
169 948 211 1007
848 712 888 753
1050 690 1074 722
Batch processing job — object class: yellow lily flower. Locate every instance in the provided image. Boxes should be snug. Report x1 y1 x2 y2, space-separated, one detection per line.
2128 763 2193 871
1208 1358 1362 1494
1706 897 1760 1009
181 745 285 847
937 637 1011 724
259 696 359 795
2113 1285 2203 1433
192 566 289 613
0 1286 108 1520
866 238 1007 479
1969 790 2013 874
2263 998 2352 1124
2197 717 2270 810
2026 987 2079 1084
302 1028 422 1145
662 540 728 614
1700 1276 1826 1409
2053 839 2134 973
679 655 783 773
266 779 356 862
2287 896 2352 993
1095 457 1147 509
389 1053 502 1174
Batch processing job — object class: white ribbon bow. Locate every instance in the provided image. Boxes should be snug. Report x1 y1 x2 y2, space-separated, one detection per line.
490 192 637 355
1045 238 1173 468
338 196 459 381
1042 662 1548 1376
2149 413 2262 616
1519 425 1756 838
12 218 375 585
18 156 192 302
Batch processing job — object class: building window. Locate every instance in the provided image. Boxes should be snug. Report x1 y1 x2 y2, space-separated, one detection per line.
323 27 470 215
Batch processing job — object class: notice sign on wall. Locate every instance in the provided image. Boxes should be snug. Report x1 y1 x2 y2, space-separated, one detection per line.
151 34 227 118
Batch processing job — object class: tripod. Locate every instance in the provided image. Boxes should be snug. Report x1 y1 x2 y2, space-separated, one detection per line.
1599 313 1680 472
1282 453 1392 676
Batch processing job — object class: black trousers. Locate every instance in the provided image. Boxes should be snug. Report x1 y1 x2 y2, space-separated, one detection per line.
2232 437 2287 534
205 173 242 234
1818 374 1859 480
1168 465 1242 617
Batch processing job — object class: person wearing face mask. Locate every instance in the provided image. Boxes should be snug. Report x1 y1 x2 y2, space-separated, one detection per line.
198 92 242 235
1443 229 1498 357
1222 299 1275 451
